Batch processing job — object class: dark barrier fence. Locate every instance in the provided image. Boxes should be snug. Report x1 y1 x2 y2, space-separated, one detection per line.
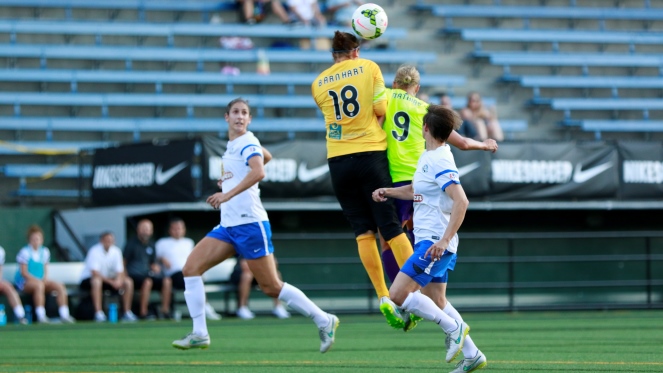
272 231 663 312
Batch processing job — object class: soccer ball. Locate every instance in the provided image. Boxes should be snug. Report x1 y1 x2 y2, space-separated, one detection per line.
351 3 388 40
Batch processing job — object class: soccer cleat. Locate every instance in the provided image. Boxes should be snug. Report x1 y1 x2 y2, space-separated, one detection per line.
379 296 405 329
449 350 487 373
94 311 107 322
172 332 211 350
60 315 76 324
121 311 138 322
402 311 423 332
236 306 255 320
318 313 339 353
17 317 28 325
204 303 222 320
445 321 470 363
272 304 291 319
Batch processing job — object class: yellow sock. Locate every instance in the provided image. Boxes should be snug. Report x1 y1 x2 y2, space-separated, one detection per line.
356 234 389 299
387 233 414 268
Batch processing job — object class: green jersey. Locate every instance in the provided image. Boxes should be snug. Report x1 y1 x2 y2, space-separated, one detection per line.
384 88 430 183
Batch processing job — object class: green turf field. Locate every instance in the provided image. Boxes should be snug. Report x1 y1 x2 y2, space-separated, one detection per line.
0 310 661 372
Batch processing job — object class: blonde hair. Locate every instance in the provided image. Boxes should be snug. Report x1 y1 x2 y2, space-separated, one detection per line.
26 224 43 240
393 64 420 89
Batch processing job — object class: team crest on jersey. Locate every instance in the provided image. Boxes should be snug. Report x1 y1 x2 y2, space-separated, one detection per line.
422 165 428 173
221 171 234 182
413 194 423 202
448 172 458 180
329 123 342 140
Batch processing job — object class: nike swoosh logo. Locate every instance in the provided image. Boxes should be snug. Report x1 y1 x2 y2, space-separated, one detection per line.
298 162 329 182
253 248 261 252
572 162 612 183
190 339 207 344
155 162 188 185
418 256 427 261
457 162 481 177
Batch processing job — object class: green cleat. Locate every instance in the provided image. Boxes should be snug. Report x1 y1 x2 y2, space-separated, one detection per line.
379 296 405 329
403 311 423 332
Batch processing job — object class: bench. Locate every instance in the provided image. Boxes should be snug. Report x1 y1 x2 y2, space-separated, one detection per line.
0 20 407 49
0 92 479 119
580 120 663 139
0 69 465 95
0 44 437 71
506 75 663 98
457 29 663 52
0 0 237 22
429 4 661 29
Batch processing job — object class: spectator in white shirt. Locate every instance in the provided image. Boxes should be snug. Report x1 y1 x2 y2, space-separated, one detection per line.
156 218 221 320
0 245 27 324
80 231 137 322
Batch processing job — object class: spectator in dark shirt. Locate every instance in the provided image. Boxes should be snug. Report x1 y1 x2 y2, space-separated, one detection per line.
124 219 172 319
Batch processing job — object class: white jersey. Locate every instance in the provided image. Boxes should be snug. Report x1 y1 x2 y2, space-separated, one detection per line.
16 246 51 266
219 131 269 227
412 144 461 253
155 237 194 276
80 243 124 281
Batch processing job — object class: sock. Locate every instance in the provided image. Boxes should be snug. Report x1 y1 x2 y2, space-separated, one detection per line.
58 305 70 319
401 292 457 333
381 249 400 283
184 276 208 337
13 305 25 319
356 235 389 298
35 306 47 321
443 301 479 358
387 233 414 268
278 282 328 328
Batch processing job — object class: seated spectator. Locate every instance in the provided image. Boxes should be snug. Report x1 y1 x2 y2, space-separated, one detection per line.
155 218 221 320
232 257 291 320
440 92 477 139
0 245 27 324
237 0 291 24
286 0 326 27
124 219 172 320
460 91 504 142
325 0 363 27
14 225 75 324
80 231 137 322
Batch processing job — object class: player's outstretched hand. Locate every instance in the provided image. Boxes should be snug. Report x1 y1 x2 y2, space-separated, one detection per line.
372 188 388 202
207 192 230 209
484 139 498 153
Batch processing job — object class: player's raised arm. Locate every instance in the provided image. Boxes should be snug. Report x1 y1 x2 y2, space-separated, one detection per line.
447 131 498 153
207 155 264 209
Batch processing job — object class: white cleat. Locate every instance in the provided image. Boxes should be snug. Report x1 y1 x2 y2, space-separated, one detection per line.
60 315 77 324
172 332 211 350
272 304 291 319
449 350 487 372
318 313 339 353
445 321 470 363
236 306 255 320
94 311 107 323
204 303 222 320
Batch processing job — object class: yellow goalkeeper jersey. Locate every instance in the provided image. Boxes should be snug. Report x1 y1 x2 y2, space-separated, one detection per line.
312 58 388 159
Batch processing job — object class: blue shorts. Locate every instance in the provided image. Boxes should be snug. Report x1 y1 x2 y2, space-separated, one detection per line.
400 240 457 287
206 221 275 260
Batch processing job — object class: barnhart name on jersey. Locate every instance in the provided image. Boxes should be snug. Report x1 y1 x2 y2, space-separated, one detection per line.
317 66 365 87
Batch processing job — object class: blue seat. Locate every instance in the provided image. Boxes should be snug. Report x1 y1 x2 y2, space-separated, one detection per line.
552 98 663 111
0 20 407 48
0 69 465 94
514 75 663 99
459 29 663 51
0 117 325 141
0 141 115 154
581 120 663 139
2 164 92 178
0 0 236 22
0 44 436 70
430 5 663 22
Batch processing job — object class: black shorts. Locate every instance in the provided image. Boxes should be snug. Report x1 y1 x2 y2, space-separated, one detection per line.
79 278 120 294
130 274 164 291
328 150 403 240
170 271 185 290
